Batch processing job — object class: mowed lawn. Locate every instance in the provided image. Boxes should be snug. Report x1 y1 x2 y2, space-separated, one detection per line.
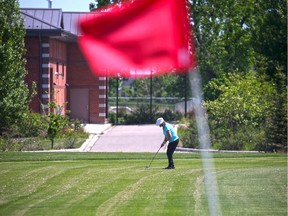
0 152 286 216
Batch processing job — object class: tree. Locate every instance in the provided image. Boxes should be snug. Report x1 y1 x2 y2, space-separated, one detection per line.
252 0 287 76
0 0 33 133
189 0 256 86
116 74 190 99
47 101 68 149
251 0 287 151
89 0 119 11
264 69 287 151
189 0 287 151
205 71 275 131
205 71 276 150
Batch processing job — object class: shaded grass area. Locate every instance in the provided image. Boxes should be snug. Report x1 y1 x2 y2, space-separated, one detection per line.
0 152 286 216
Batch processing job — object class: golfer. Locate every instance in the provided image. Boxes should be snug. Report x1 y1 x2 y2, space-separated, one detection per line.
156 117 179 169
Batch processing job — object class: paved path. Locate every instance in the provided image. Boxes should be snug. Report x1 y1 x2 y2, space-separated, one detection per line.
90 124 167 152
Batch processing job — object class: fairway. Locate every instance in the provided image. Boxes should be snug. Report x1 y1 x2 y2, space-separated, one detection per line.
0 152 286 216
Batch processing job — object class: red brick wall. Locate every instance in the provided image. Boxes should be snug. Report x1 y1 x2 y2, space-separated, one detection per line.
24 36 107 123
67 43 107 123
24 37 41 112
49 39 67 115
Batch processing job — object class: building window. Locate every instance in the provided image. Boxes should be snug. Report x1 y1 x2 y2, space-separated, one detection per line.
56 62 59 79
62 63 65 78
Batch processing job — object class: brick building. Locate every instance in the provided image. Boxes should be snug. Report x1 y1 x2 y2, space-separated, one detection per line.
21 8 107 123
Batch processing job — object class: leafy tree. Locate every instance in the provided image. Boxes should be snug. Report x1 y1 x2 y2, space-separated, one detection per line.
189 0 286 151
114 74 190 99
46 99 69 149
0 0 34 133
251 0 287 151
189 0 256 86
205 71 276 150
89 0 120 10
205 71 275 131
252 0 287 76
264 69 287 151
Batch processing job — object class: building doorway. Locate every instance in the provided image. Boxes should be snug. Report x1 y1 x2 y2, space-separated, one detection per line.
70 88 89 122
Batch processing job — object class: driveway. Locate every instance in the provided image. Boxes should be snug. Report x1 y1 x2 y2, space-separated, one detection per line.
90 124 166 152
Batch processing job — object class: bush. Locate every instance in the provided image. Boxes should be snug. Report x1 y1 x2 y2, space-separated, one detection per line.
177 115 267 151
209 121 266 151
161 109 183 123
0 112 89 152
177 116 200 148
124 104 159 124
12 112 48 137
109 104 184 125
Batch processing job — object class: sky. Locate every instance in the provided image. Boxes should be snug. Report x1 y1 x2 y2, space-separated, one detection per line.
19 0 93 12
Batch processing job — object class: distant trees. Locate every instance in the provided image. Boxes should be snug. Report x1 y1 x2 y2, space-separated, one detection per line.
89 0 118 11
189 0 287 151
189 0 256 85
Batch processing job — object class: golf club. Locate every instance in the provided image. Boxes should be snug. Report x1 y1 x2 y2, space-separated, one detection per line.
146 145 162 169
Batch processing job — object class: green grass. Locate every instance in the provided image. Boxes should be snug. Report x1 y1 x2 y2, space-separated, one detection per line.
0 152 286 216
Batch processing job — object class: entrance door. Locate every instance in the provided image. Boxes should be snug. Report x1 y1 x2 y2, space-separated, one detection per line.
70 88 89 122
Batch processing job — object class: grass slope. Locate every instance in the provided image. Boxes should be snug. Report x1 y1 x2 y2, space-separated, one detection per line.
0 152 286 216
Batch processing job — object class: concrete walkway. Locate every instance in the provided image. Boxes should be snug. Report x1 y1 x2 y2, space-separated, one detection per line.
90 124 166 153
43 124 260 153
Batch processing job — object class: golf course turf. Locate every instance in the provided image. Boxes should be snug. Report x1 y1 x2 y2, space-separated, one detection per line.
0 152 286 216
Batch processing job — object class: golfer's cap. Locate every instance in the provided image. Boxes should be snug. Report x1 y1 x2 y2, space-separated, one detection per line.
156 117 164 126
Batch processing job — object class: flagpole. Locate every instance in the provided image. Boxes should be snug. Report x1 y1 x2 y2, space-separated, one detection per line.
188 67 222 216
116 75 119 124
150 69 153 122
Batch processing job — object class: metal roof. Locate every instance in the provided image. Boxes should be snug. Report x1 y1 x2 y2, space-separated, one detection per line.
63 12 86 36
21 8 63 30
20 8 95 37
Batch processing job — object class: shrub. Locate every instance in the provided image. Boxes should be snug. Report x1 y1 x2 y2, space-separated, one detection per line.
112 104 184 125
177 116 200 148
209 121 266 151
12 112 47 137
124 104 159 124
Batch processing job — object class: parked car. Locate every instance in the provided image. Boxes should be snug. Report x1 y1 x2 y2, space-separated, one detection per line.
109 106 133 113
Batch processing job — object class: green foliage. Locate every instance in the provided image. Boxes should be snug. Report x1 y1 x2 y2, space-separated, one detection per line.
252 0 287 70
209 122 266 151
190 0 286 95
13 111 48 137
263 70 287 151
160 109 182 123
124 104 159 124
190 0 256 84
204 71 277 150
109 74 190 99
108 112 117 124
205 71 275 131
110 104 183 125
90 0 121 10
190 0 286 151
177 117 199 148
46 100 69 149
0 0 35 133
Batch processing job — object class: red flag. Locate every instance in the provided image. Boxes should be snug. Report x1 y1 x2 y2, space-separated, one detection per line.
78 0 196 78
